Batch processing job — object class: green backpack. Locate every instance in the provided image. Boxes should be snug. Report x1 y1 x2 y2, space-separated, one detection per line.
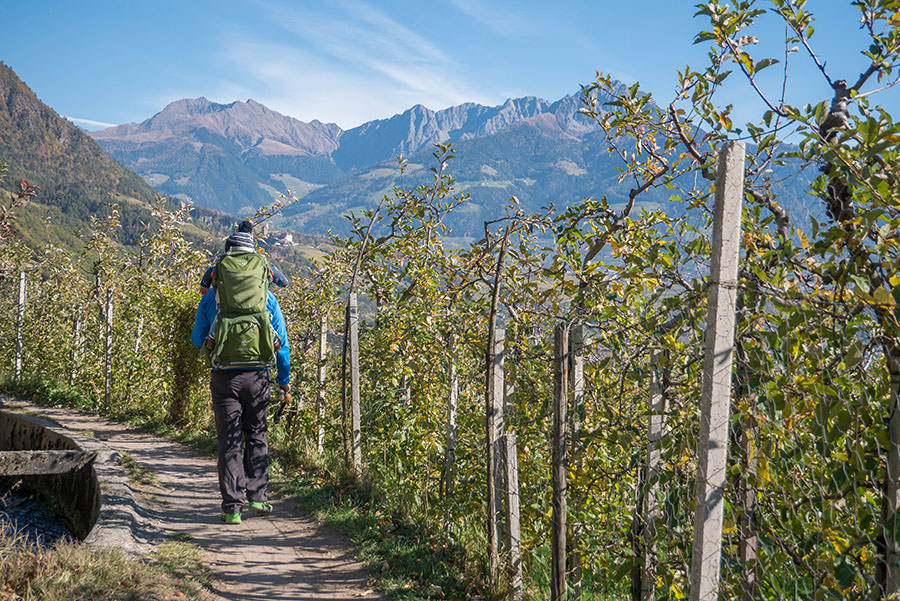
209 251 276 369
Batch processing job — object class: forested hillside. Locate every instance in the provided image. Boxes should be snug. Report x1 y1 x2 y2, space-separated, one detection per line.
0 61 327 270
0 61 167 248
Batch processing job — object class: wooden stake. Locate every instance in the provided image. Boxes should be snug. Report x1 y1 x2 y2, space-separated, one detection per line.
552 323 569 601
689 141 745 601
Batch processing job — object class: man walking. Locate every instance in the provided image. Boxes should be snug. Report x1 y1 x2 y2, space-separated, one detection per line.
191 222 291 525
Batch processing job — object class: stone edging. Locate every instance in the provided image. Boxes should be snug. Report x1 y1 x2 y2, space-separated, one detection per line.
0 401 159 553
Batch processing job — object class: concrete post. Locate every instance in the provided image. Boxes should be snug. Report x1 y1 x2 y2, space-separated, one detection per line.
505 431 523 600
317 314 327 455
69 311 82 386
689 141 745 601
642 351 667 601
884 348 900 595
486 326 506 588
441 355 459 496
134 316 144 354
348 292 362 477
104 288 114 410
400 373 411 404
568 324 584 597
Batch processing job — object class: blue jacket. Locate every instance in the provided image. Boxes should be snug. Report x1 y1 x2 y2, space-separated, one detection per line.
191 289 291 386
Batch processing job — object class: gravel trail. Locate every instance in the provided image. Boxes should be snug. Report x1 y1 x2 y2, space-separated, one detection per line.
3 398 383 601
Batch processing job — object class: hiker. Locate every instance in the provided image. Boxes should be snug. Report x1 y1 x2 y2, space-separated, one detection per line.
199 262 290 295
198 220 290 295
191 222 291 525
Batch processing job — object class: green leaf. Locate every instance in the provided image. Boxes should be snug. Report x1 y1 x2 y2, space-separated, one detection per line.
843 341 864 369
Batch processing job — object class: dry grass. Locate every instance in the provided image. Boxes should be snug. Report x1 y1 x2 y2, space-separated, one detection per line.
0 526 213 601
118 452 165 489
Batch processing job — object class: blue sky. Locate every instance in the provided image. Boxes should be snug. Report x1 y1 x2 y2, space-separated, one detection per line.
3 1 898 131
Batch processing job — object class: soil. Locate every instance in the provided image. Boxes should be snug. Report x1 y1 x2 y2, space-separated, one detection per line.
2 398 383 601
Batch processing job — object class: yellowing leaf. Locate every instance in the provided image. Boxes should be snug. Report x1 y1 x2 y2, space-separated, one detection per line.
873 286 895 307
758 457 771 484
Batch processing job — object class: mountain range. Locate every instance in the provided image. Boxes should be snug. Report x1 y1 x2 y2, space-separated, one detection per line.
91 85 699 239
1 57 816 249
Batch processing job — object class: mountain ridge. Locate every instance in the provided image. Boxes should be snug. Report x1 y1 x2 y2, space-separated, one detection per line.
94 97 343 157
89 89 612 223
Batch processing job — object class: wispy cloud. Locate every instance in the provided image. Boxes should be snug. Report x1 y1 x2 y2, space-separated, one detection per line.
65 116 117 130
206 0 498 127
445 0 536 37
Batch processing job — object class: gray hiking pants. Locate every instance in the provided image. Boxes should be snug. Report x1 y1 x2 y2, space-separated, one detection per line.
210 369 270 514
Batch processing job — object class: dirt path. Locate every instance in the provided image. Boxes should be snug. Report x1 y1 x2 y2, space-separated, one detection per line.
3 398 383 601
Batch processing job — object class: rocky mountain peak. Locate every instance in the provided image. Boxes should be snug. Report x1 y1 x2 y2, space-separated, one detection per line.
93 96 342 157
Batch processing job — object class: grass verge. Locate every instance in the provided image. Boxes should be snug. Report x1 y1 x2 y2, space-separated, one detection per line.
271 463 483 600
0 526 213 601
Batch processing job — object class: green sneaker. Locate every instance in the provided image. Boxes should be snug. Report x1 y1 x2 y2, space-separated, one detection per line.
221 512 242 525
247 501 273 514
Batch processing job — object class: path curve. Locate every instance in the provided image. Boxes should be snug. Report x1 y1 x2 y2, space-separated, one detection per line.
2 397 383 601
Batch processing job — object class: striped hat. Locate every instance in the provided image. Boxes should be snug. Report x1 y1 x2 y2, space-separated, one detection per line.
224 220 255 253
